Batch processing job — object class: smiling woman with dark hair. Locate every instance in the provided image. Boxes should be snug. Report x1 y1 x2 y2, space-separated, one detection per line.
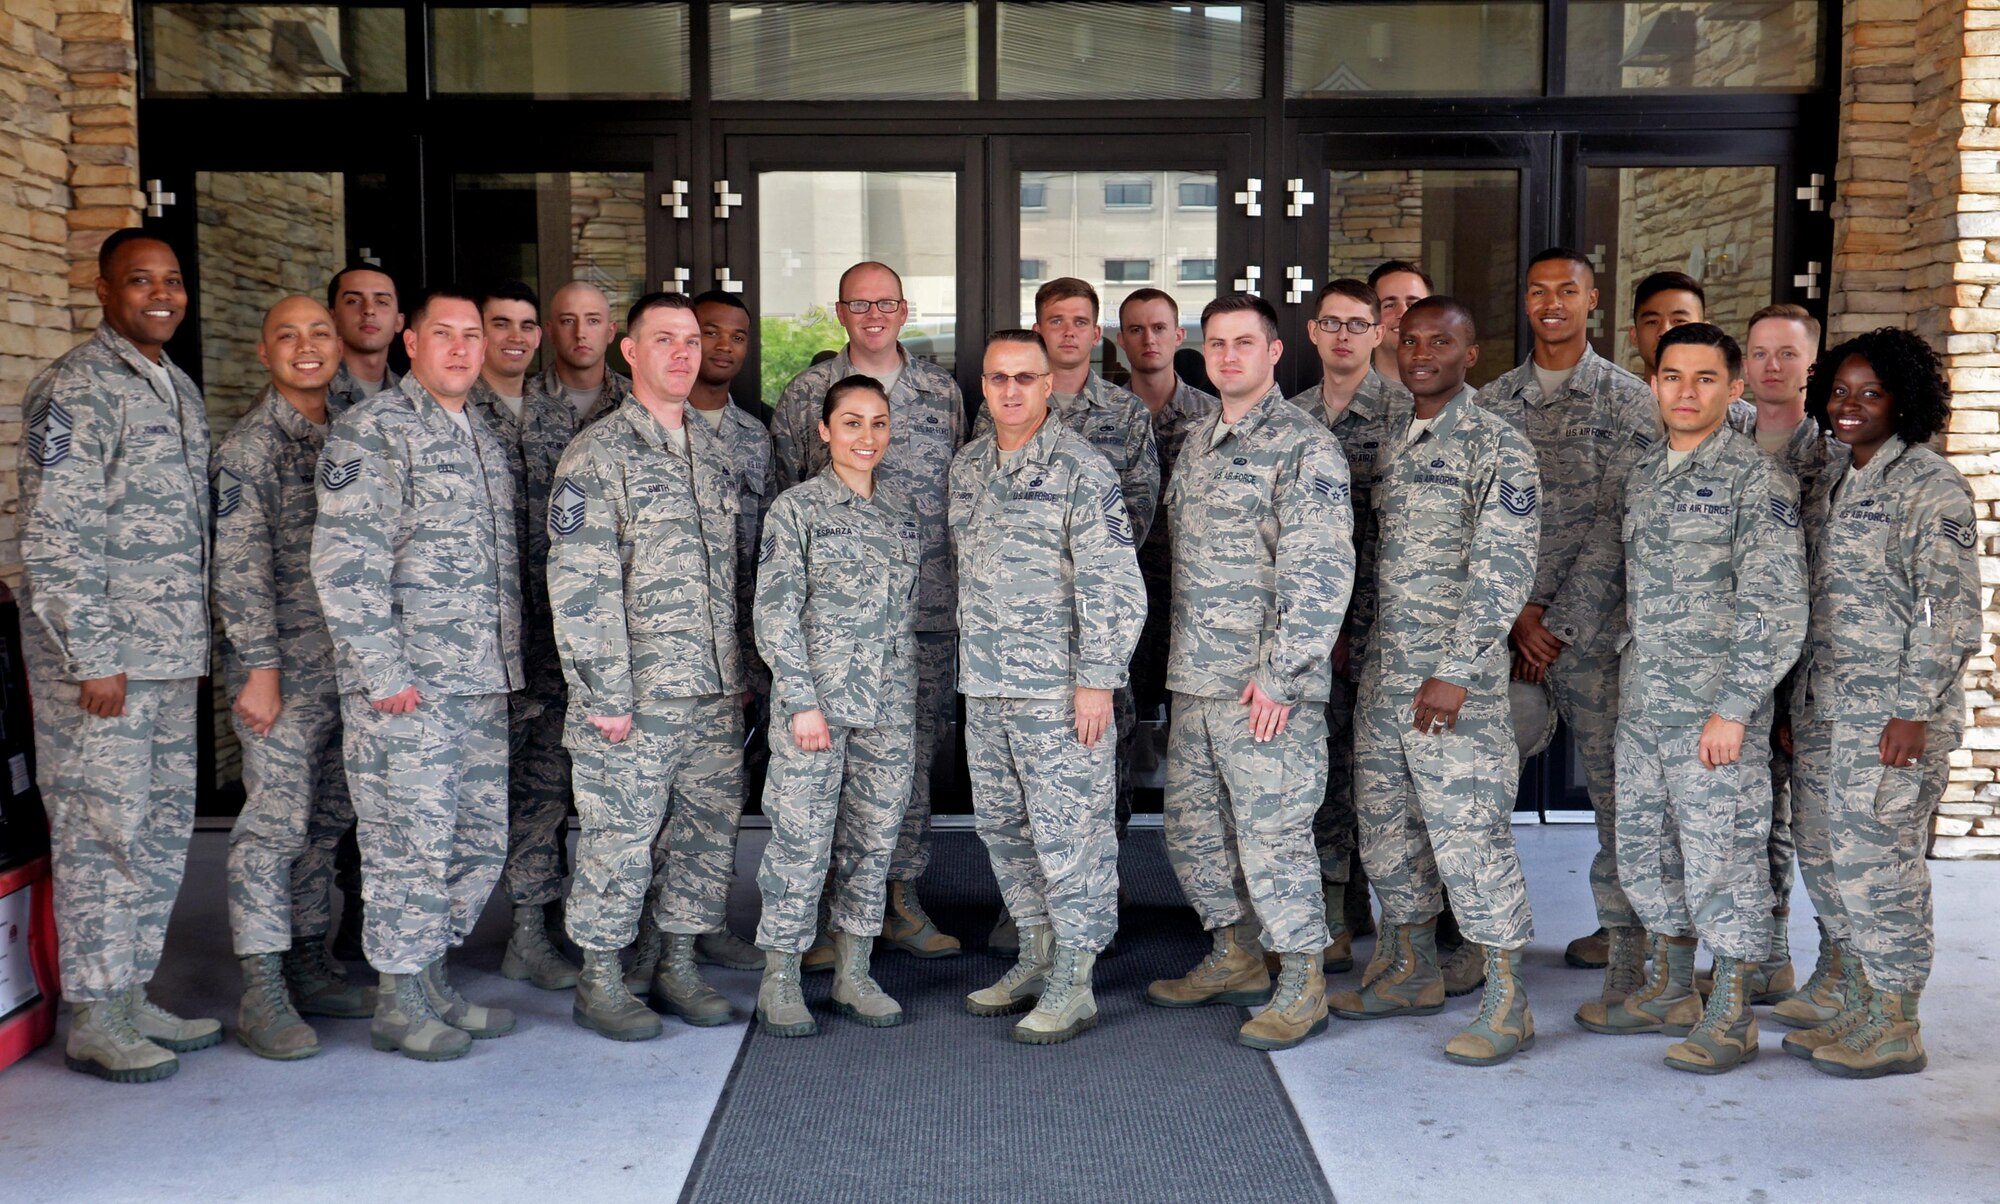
1783 327 1982 1079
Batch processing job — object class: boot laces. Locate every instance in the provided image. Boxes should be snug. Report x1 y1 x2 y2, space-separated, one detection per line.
1473 949 1510 1028
898 885 937 930
1605 931 1646 997
1273 956 1308 1009
1837 992 1894 1050
1801 937 1839 996
427 963 470 1010
251 955 289 998
1695 960 1744 1033
772 961 807 1010
99 995 148 1047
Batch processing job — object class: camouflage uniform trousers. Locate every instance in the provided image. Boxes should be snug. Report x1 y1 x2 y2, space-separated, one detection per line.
965 696 1119 954
1790 718 1956 994
1352 682 1533 950
888 630 958 882
1765 740 1797 909
226 688 348 955
1313 675 1360 885
568 695 744 951
339 691 509 974
1614 715 1776 962
753 719 913 952
36 676 198 1001
1549 645 1641 929
1163 693 1331 955
500 685 573 907
288 819 361 942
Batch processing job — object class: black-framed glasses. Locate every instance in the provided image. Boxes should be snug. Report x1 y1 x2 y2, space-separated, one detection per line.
1313 317 1379 335
837 298 906 314
984 371 1050 389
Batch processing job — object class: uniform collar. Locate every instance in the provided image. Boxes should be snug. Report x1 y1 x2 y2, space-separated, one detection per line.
813 463 877 507
93 323 181 390
264 385 328 441
1840 434 1911 483
997 409 1064 475
615 394 713 454
398 373 475 433
1407 384 1478 445
1165 377 1214 419
1211 384 1287 444
833 346 915 395
1518 346 1610 408
1654 423 1733 476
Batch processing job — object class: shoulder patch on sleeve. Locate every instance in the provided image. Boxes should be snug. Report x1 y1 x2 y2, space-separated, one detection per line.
758 532 777 564
1310 473 1350 504
1498 479 1538 517
213 467 243 518
318 456 362 492
26 397 72 468
1941 514 1978 549
1100 482 1134 546
549 478 588 537
1769 496 1801 529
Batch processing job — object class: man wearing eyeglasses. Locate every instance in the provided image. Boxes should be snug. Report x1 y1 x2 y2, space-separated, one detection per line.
770 261 969 960
1287 279 1407 978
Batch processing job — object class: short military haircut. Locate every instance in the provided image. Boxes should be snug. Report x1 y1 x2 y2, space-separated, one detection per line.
1200 293 1280 342
326 262 399 310
98 227 174 276
1654 322 1742 380
1118 287 1179 322
1367 259 1433 292
1035 277 1100 321
691 289 751 316
1747 302 1821 349
625 291 696 334
1313 278 1380 320
985 328 1050 363
838 260 903 298
482 278 539 313
1528 245 1596 280
1631 270 1705 321
407 284 482 328
1400 295 1478 342
822 373 889 422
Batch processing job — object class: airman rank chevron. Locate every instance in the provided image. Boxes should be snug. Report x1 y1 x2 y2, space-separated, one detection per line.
1498 480 1537 516
1310 474 1349 503
549 478 587 536
214 467 243 518
1942 515 1977 549
1769 496 1801 529
319 456 362 492
758 532 776 564
27 397 72 468
1101 482 1133 545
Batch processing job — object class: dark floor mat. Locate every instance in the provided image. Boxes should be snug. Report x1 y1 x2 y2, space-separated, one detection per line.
678 830 1334 1204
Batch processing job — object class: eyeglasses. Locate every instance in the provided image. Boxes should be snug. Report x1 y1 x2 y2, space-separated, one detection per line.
983 371 1050 389
837 299 906 314
1313 317 1379 335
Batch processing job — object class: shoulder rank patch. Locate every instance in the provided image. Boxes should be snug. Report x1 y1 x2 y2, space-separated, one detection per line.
549 478 587 536
1942 515 1978 550
1498 480 1537 517
213 467 243 518
1311 474 1350 504
758 532 776 565
1769 496 1801 529
1101 482 1133 546
26 397 72 468
318 456 361 492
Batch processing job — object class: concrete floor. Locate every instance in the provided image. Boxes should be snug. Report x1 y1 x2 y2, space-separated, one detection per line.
1 824 1996 1202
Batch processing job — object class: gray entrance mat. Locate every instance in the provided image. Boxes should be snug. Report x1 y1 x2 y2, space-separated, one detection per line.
678 830 1334 1204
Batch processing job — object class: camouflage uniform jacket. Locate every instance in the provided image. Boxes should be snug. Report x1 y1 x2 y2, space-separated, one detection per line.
311 375 523 700
467 375 578 695
550 364 635 430
1794 436 1981 727
546 397 743 725
770 347 966 632
754 467 919 728
1165 384 1355 706
697 401 779 688
1564 425 1806 726
1291 368 1410 680
948 414 1146 700
327 361 398 413
1366 385 1539 695
20 323 210 681
974 369 1160 546
211 386 339 694
1139 377 1221 579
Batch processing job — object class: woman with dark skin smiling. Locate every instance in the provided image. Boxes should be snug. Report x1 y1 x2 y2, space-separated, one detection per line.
1783 328 1981 1078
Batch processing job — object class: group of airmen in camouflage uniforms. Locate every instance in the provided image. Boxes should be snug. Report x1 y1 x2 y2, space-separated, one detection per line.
20 227 1975 1084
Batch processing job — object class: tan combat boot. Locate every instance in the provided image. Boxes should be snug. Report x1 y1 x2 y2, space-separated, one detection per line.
697 928 766 971
1322 881 1353 973
1565 926 1610 969
1015 945 1098 1045
1592 926 1649 1010
573 949 663 1041
1812 988 1926 1079
1329 918 1445 1020
126 986 223 1052
1442 941 1486 998
65 996 178 1083
421 958 517 1038
283 938 373 1018
1445 945 1535 1067
653 932 735 1026
1238 953 1329 1050
1783 948 1872 1060
371 971 472 1061
1665 954 1759 1074
1773 921 1845 1029
1696 908 1795 1004
1149 923 1271 1008
830 931 903 1027
1575 933 1701 1035
880 881 961 958
756 950 817 1037
967 922 1053 1016
237 953 320 1061
502 903 580 990
989 911 1021 958
625 910 664 994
